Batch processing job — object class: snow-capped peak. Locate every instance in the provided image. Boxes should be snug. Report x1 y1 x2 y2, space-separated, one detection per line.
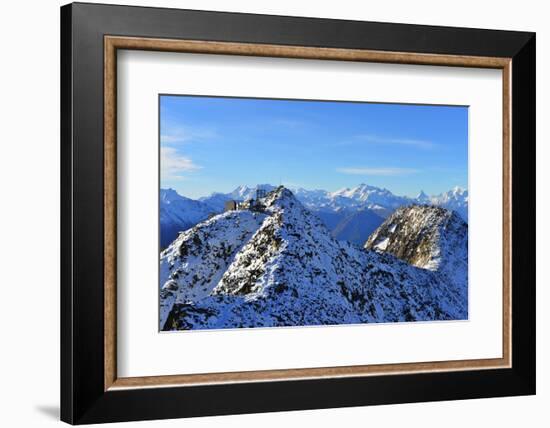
452 185 466 194
229 184 277 201
262 185 296 206
328 183 410 215
160 188 184 203
332 183 387 199
430 187 468 221
415 190 431 203
159 188 218 248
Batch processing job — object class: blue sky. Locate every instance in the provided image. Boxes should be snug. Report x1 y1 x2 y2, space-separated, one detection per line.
160 95 468 199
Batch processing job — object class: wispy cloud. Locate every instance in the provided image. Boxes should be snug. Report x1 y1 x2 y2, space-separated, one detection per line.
342 134 436 150
161 147 201 180
160 125 217 145
160 134 187 144
336 167 419 176
272 118 308 129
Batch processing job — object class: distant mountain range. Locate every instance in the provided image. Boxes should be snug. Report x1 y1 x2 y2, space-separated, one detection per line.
159 189 215 248
160 187 468 330
160 183 468 248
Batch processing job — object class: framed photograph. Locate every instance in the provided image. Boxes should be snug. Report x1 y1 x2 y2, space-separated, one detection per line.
61 2 535 424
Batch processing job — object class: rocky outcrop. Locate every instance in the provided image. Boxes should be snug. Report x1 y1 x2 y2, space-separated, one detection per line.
364 204 468 299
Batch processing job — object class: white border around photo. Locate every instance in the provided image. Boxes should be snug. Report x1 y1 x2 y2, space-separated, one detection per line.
116 50 502 378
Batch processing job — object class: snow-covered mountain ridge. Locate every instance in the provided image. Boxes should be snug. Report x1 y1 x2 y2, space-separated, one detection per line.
199 182 468 220
161 183 468 248
160 189 218 248
160 187 467 330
